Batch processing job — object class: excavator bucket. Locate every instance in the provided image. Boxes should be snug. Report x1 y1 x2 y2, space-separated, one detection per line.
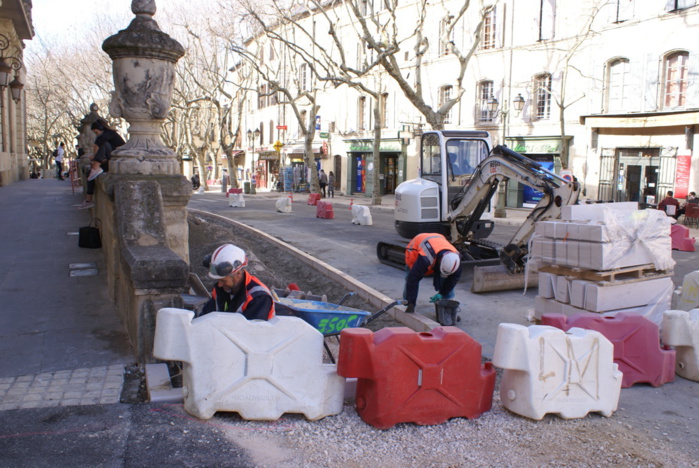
471 264 538 293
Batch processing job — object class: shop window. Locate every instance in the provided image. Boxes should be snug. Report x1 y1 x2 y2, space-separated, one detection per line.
610 0 634 23
380 93 388 128
663 51 688 109
665 0 696 11
299 63 308 92
477 81 493 123
534 74 552 120
358 96 366 130
439 85 453 125
481 7 497 50
539 0 556 41
606 58 630 113
439 17 455 56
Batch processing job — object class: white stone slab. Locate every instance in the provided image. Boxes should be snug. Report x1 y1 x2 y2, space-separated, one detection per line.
492 323 622 420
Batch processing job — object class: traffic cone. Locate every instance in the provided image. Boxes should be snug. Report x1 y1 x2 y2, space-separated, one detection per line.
349 198 353 210
288 192 293 203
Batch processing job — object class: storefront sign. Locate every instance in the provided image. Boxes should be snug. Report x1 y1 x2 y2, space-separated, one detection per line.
348 140 402 152
675 153 692 199
507 137 570 155
319 132 329 139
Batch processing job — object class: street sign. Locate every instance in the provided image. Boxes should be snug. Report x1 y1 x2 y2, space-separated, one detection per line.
276 125 288 130
273 140 284 152
319 132 329 139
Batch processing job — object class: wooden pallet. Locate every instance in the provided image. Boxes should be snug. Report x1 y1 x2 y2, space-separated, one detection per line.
537 263 672 284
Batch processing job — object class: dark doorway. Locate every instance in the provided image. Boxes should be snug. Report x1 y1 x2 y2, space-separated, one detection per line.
383 154 398 194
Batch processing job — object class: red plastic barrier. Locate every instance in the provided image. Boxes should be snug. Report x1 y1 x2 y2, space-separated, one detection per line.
670 224 696 252
307 193 321 205
337 327 495 429
316 201 334 219
542 312 676 388
227 188 242 198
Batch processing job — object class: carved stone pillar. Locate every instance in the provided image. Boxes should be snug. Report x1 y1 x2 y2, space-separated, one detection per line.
101 0 190 263
98 1 190 362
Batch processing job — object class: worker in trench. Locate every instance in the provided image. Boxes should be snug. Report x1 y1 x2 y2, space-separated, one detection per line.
200 243 275 320
403 233 462 313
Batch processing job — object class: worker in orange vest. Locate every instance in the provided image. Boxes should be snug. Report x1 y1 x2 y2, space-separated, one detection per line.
201 244 275 320
403 233 462 313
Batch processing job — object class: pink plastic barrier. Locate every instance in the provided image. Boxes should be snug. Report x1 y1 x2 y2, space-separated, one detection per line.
542 312 676 388
316 201 334 219
671 224 696 252
337 327 495 429
307 193 321 205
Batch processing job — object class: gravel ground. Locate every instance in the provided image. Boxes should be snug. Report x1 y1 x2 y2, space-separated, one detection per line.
186 212 698 467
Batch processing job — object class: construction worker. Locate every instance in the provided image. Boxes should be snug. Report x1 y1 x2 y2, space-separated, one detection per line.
200 244 275 320
403 233 462 313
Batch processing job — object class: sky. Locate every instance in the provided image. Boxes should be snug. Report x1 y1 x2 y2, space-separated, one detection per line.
27 0 193 55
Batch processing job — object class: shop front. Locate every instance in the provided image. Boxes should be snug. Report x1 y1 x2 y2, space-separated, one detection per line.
283 142 322 192
345 138 405 197
256 151 280 191
504 136 571 208
582 111 699 207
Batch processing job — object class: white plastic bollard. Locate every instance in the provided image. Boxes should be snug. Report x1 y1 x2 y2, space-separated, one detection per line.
229 193 245 207
153 308 345 420
351 204 373 225
492 323 622 420
662 309 699 381
275 196 292 213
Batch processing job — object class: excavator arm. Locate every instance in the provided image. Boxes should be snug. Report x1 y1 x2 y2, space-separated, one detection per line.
446 145 580 273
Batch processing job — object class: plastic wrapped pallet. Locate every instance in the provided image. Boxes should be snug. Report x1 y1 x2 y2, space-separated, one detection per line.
531 207 674 272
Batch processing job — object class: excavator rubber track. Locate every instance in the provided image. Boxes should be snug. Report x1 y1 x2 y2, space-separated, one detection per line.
376 239 410 270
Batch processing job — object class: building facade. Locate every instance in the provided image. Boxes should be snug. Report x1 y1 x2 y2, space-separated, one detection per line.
0 0 32 186
239 0 699 206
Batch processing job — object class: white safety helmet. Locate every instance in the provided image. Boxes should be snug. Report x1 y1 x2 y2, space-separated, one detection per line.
440 252 461 277
205 244 248 279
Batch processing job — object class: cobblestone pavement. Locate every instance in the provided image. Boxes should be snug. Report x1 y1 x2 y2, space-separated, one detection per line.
0 365 123 411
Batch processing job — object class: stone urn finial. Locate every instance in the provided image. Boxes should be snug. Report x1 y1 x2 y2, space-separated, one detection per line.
132 0 157 16
102 0 185 176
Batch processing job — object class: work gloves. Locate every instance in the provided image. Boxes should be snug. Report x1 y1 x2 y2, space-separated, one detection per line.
429 293 443 303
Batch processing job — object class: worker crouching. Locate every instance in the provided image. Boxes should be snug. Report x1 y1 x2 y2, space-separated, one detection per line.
201 244 275 320
403 233 462 313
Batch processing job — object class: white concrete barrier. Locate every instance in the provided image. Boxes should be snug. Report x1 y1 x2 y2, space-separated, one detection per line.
351 205 372 225
228 193 245 207
275 196 292 213
663 309 699 381
153 308 345 420
492 323 622 420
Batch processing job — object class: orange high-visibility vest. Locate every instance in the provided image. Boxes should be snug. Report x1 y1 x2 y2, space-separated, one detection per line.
405 233 457 275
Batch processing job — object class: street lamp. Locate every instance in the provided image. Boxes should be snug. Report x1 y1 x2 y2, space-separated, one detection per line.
488 93 526 218
246 128 260 194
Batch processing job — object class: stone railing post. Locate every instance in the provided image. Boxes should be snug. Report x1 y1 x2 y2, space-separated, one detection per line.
100 0 191 362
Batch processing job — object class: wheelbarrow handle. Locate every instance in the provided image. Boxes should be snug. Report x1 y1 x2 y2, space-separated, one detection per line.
364 299 408 325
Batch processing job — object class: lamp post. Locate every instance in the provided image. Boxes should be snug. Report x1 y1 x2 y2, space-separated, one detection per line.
247 128 260 194
487 93 525 218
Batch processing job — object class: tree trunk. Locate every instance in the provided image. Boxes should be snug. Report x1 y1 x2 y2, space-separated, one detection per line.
371 101 382 205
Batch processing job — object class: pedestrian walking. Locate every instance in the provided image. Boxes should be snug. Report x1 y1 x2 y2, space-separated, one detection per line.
319 169 328 197
54 142 65 180
328 171 335 198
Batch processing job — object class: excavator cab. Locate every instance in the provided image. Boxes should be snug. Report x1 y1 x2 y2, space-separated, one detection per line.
394 130 492 240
